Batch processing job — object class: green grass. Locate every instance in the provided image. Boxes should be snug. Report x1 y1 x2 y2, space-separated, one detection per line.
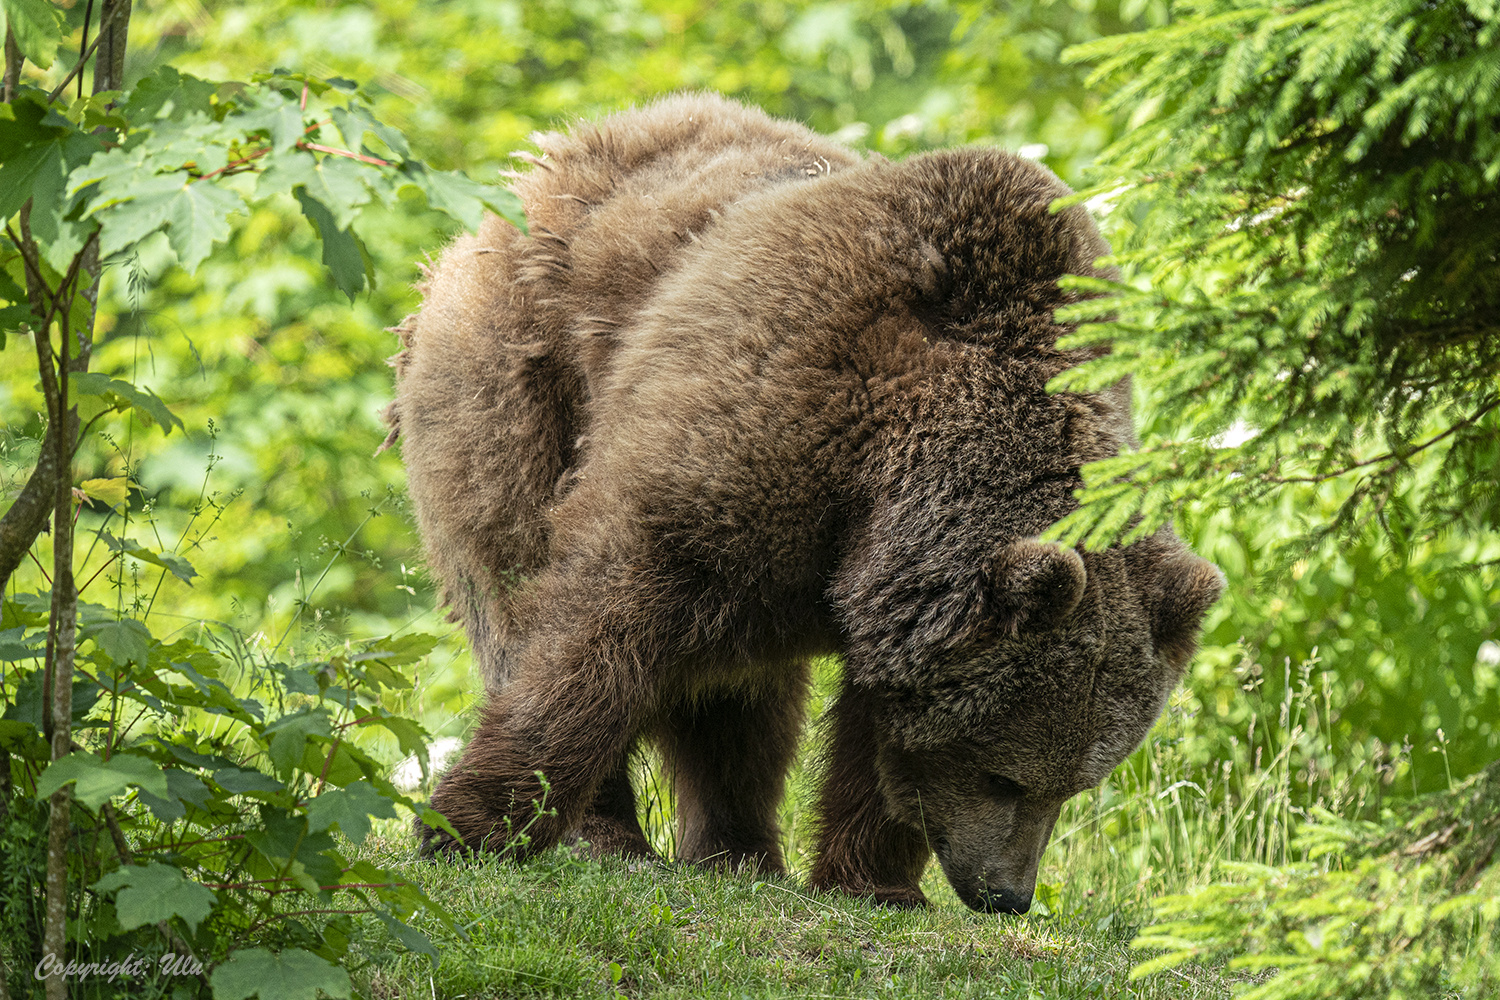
348 836 1237 999
344 671 1253 1000
339 646 1494 1000
329 655 1305 998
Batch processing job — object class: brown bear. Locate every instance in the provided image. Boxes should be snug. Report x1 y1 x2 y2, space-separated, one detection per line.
386 93 1223 913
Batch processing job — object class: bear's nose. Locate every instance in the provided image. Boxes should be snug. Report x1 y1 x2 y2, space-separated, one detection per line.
973 886 1032 916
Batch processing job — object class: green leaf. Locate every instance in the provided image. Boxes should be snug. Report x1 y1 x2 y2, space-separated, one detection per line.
238 90 307 154
0 135 62 221
0 92 101 227
90 173 191 258
0 718 47 758
164 178 244 272
35 751 169 810
93 862 217 934
212 766 286 796
354 632 438 668
294 188 373 301
330 104 410 160
80 476 130 509
305 779 398 845
136 769 216 822
209 948 352 1000
263 708 332 777
243 806 336 873
84 617 153 667
298 737 374 787
100 530 199 584
263 150 372 228
71 372 185 434
373 910 439 963
1 0 68 69
398 160 525 232
121 66 220 124
356 713 428 767
0 626 42 661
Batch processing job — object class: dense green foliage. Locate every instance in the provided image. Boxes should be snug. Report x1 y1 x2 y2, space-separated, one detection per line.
1053 3 1500 997
1035 0 1500 796
1132 764 1500 999
1 8 520 991
1056 0 1500 548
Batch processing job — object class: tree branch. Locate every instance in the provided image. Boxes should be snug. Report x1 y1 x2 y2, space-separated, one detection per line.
0 424 60 595
1261 396 1500 486
0 231 98 597
44 1 124 104
2 28 20 103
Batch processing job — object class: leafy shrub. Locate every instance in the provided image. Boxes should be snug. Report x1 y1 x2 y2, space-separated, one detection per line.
2 5 521 994
4 591 458 995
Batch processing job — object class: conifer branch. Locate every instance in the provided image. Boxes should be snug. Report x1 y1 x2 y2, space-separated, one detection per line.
1263 397 1500 486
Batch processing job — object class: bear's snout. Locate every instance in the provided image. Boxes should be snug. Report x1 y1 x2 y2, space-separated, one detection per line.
934 836 1040 915
972 884 1033 916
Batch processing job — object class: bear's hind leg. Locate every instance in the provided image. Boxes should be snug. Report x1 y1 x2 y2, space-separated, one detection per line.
566 758 657 861
659 666 809 875
806 685 932 907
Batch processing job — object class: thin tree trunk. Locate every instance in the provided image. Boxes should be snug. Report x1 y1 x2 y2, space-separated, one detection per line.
0 423 58 596
0 742 10 1000
40 9 131 996
0 3 128 597
42 307 76 1000
0 203 63 598
93 1 132 97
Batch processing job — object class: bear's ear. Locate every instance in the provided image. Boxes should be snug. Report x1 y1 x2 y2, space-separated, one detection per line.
1147 553 1225 666
984 539 1088 636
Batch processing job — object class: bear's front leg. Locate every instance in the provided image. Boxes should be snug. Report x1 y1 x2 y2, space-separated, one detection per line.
419 652 647 858
806 686 932 907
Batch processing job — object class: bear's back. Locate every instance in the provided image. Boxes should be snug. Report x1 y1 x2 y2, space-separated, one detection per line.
514 94 863 381
392 96 861 676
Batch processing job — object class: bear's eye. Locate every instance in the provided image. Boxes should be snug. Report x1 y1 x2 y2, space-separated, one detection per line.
986 774 1024 799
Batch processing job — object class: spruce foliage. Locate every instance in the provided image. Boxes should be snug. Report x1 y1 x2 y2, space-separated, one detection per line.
1054 0 1500 553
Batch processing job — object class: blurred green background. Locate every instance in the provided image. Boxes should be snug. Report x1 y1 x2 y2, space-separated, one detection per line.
2 0 1494 799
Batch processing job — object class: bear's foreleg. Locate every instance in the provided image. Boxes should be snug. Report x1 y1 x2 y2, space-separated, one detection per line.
658 665 809 874
419 651 648 859
806 686 932 907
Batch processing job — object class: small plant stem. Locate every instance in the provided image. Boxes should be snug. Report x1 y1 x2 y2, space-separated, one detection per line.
313 736 342 796
1263 395 1500 485
27 548 53 585
301 141 391 165
44 0 125 103
77 552 121 595
140 833 246 852
78 1 95 100
245 909 375 936
270 499 386 656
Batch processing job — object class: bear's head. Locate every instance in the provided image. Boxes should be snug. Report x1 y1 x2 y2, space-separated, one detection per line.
853 533 1222 913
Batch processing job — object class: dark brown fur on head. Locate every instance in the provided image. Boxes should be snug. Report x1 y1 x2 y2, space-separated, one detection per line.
392 93 1222 913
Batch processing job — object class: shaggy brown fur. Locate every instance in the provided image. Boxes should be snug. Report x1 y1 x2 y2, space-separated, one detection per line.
391 94 1223 913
